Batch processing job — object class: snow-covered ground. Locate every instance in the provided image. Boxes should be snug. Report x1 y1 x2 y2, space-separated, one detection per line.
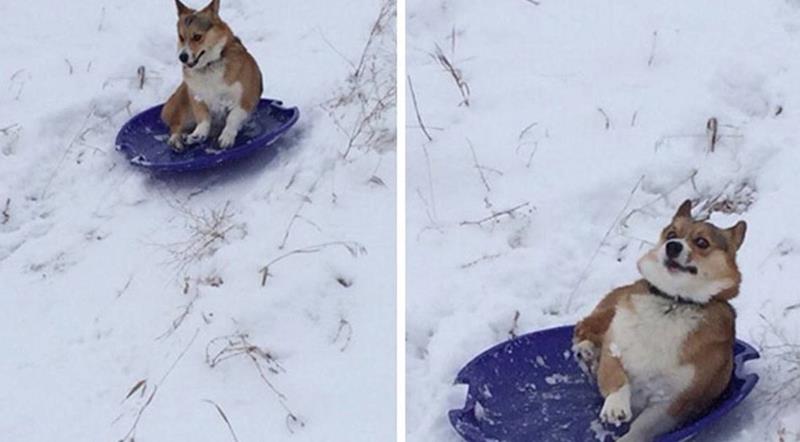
0 0 395 441
407 1 800 441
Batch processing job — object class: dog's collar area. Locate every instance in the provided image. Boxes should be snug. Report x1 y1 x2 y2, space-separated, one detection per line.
647 282 705 311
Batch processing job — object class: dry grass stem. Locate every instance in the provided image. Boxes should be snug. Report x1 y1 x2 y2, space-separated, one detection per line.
431 44 471 107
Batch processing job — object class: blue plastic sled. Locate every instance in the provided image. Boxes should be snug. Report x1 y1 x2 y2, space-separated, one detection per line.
115 99 299 172
449 325 759 442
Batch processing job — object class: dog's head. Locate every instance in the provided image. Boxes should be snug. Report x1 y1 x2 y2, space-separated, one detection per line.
174 0 231 70
637 199 747 303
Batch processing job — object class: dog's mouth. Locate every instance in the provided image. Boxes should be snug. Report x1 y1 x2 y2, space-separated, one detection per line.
185 50 206 68
664 259 697 275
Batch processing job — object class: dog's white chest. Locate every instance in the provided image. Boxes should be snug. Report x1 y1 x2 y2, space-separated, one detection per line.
609 294 702 403
184 63 242 115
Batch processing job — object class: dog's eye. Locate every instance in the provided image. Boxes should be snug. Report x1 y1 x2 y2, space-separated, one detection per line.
666 231 678 240
179 36 185 43
695 237 709 249
192 34 203 42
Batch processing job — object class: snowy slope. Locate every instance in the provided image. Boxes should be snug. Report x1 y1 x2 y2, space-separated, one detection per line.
407 1 800 441
0 1 395 441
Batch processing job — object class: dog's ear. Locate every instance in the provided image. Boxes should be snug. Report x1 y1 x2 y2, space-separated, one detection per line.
175 0 192 16
726 221 747 251
200 0 220 16
672 199 693 221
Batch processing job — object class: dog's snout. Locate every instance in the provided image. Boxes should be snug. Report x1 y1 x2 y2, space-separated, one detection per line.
665 241 683 259
179 52 189 63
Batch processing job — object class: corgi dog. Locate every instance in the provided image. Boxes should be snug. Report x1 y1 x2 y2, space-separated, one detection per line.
573 200 747 441
161 0 262 151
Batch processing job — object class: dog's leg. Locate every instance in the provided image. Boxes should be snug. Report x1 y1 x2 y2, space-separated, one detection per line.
161 83 193 151
597 343 632 426
573 288 628 373
617 402 676 442
218 106 247 148
184 97 210 145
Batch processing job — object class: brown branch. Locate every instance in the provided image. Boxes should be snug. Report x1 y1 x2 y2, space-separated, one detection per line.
460 202 530 227
407 75 433 142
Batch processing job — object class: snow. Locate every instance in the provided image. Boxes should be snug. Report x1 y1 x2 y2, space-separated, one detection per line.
407 0 800 441
0 0 395 441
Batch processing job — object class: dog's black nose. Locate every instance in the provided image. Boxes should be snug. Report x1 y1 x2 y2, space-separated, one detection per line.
665 241 683 259
179 52 189 63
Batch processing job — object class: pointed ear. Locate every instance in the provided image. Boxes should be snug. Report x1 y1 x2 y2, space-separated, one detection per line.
673 199 693 221
175 0 192 16
200 0 220 16
726 221 747 250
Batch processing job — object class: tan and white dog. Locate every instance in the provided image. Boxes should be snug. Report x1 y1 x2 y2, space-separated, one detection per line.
161 0 262 151
573 200 747 441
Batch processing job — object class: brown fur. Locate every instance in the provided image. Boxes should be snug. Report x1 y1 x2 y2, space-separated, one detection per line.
669 300 736 417
575 199 747 430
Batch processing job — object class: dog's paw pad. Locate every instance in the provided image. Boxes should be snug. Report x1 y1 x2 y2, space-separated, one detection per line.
600 388 632 426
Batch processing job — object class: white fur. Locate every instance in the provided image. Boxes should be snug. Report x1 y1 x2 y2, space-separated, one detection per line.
185 120 210 144
609 294 700 406
572 339 599 375
184 63 243 116
638 243 735 303
218 106 247 147
600 383 632 426
617 402 676 442
182 38 250 148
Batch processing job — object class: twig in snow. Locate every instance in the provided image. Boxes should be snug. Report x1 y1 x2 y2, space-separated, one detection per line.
137 66 147 90
203 400 240 442
278 178 321 250
317 28 357 72
205 334 304 431
509 310 521 339
647 31 658 67
706 117 718 152
333 318 353 351
116 274 133 298
260 241 367 287
40 106 96 199
353 0 394 79
2 198 9 225
460 252 503 269
758 314 800 409
460 202 531 227
630 111 638 127
516 122 541 168
160 200 245 275
431 44 471 107
466 138 492 193
121 329 200 441
597 107 611 130
565 176 644 312
123 379 147 402
407 75 433 141
64 58 74 75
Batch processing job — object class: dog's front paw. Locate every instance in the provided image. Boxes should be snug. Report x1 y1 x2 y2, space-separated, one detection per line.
168 133 185 151
572 340 599 374
600 386 632 427
184 121 210 145
217 128 238 148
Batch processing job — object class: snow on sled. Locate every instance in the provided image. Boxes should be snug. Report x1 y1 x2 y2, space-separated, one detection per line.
449 325 759 442
115 99 299 173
